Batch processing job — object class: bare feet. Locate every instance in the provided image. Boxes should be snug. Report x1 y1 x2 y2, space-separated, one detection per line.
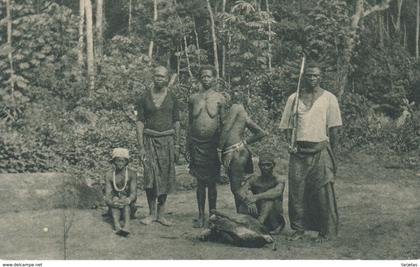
262 234 274 243
140 215 155 225
113 224 122 234
193 217 205 228
314 233 329 243
156 216 173 227
130 208 138 219
113 224 126 236
286 231 304 241
198 229 212 241
269 225 285 235
118 228 130 237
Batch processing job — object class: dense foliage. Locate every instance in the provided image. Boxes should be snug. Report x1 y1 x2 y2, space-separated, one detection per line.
0 0 419 180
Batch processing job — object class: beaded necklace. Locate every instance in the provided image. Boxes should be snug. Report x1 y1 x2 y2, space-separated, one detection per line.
113 167 128 193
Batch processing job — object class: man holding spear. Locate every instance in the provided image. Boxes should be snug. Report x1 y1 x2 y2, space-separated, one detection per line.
279 58 342 242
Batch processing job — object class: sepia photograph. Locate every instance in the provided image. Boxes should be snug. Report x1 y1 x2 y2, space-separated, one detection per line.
0 0 419 262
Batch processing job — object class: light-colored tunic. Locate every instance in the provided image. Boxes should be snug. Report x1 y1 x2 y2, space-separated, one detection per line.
279 89 342 236
279 90 342 142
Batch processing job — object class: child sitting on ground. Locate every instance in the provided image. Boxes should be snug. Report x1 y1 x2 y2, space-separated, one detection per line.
104 148 138 237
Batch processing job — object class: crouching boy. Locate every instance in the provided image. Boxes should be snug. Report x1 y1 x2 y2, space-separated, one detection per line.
105 148 138 236
238 152 285 234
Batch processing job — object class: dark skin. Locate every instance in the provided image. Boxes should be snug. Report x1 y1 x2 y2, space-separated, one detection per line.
187 68 226 228
286 67 339 154
218 99 267 213
242 160 285 233
136 66 180 227
137 67 181 163
105 157 137 236
285 66 341 242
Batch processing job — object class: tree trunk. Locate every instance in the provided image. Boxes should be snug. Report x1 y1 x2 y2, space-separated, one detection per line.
6 0 15 105
416 0 419 59
148 0 158 63
336 0 393 98
184 36 193 78
206 0 220 79
227 17 232 86
193 19 201 67
95 0 104 59
168 74 178 88
128 0 133 35
391 0 403 34
397 0 403 31
85 0 95 93
166 52 171 69
172 0 192 78
176 47 180 77
221 0 226 78
78 0 85 76
378 12 384 47
266 0 272 73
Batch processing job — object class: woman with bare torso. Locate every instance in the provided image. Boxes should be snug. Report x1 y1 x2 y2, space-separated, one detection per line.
188 65 226 228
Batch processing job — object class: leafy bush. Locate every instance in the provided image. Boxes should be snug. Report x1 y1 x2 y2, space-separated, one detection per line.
1 0 419 179
340 92 420 153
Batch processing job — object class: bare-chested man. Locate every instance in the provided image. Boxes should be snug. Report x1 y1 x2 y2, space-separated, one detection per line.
238 152 285 234
187 65 226 228
217 92 266 214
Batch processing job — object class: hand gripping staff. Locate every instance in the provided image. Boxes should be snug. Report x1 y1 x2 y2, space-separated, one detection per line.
289 55 306 153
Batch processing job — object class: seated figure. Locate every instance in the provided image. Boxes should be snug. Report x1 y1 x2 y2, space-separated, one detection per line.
104 148 137 237
237 152 285 234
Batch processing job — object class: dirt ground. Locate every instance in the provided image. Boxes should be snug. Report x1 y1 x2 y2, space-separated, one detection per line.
0 155 419 260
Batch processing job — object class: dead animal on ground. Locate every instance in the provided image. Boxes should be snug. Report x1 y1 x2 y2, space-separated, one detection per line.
199 209 273 248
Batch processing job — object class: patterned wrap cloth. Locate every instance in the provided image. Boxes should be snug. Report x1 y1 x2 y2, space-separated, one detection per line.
143 128 176 196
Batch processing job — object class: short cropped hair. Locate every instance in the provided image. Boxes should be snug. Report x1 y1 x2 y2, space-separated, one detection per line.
154 66 169 76
258 152 275 165
305 61 322 72
200 65 216 76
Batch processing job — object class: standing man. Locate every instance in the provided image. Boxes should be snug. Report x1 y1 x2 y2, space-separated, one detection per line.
279 62 342 242
136 66 181 227
187 65 226 228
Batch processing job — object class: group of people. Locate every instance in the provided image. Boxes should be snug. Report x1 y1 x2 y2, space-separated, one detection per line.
104 62 342 244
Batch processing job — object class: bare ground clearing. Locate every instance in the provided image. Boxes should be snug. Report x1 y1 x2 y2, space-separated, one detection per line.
0 158 419 260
